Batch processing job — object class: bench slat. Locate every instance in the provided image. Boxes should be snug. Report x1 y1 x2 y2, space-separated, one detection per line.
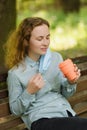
81 69 87 76
72 55 87 64
68 90 87 106
78 112 87 118
0 99 10 117
0 116 24 130
0 115 18 123
0 73 7 83
76 80 87 92
73 102 87 115
77 62 87 70
8 124 27 130
0 114 28 130
0 88 8 99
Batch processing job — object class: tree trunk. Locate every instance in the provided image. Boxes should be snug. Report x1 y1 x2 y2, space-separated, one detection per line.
0 0 16 72
59 0 81 13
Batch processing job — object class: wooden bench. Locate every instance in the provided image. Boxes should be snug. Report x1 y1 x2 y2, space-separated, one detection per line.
68 55 87 117
0 55 87 130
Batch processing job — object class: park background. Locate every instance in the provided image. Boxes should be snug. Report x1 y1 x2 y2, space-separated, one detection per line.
0 0 87 72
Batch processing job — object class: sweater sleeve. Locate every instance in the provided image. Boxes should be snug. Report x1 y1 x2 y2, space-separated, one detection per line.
61 78 77 98
7 71 35 116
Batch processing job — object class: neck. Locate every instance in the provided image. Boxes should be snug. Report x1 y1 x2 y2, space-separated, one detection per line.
28 53 40 61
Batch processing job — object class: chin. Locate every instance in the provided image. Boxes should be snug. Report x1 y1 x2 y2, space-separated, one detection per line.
40 52 47 55
41 50 48 54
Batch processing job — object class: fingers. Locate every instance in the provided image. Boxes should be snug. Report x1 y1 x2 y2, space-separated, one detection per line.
27 73 45 94
76 69 81 78
30 73 42 82
74 64 81 77
71 64 81 83
31 73 44 89
34 73 43 81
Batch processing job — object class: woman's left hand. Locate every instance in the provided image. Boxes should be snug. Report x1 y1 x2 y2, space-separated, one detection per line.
68 64 81 84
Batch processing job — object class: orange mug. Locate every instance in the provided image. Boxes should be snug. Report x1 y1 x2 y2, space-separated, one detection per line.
59 59 77 80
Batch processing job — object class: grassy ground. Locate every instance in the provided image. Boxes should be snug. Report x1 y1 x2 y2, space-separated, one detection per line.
17 6 87 58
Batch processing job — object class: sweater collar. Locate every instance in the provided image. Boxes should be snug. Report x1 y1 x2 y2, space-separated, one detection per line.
25 56 39 67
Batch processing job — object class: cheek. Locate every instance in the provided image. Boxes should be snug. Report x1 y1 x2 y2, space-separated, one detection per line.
29 43 40 51
29 38 41 51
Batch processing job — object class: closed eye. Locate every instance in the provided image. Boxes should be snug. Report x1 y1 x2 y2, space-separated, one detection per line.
37 37 43 41
46 33 50 39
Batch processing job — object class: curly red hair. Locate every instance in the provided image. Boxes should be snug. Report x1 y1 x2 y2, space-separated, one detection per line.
4 17 50 69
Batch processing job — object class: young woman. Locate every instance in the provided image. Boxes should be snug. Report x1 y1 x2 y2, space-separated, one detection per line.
5 17 87 130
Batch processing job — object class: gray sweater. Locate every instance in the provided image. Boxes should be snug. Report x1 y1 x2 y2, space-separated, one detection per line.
7 52 76 130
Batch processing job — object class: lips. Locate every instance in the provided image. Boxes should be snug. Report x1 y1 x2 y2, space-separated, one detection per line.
41 48 48 51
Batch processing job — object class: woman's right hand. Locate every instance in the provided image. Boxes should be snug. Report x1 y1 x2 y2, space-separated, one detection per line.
27 73 45 94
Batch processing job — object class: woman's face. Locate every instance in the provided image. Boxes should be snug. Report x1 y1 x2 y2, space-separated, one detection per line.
28 24 50 61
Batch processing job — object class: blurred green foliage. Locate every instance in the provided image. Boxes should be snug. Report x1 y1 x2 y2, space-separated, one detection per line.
17 1 87 58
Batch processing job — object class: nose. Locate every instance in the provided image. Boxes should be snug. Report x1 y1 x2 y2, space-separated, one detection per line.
42 38 50 46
